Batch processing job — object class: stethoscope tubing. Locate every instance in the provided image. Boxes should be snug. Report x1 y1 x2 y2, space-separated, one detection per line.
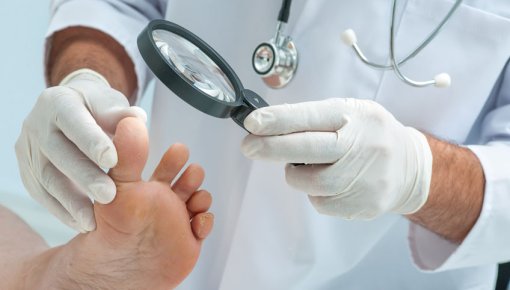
356 0 463 71
262 0 462 88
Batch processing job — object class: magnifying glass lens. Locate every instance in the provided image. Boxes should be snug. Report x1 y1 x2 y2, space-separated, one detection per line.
152 29 236 102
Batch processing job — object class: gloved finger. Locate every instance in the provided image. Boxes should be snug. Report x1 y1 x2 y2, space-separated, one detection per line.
284 163 345 197
43 131 116 204
95 106 148 136
54 88 118 168
244 98 355 135
308 195 343 217
65 83 146 134
241 131 352 164
39 161 96 231
308 195 379 220
21 171 82 232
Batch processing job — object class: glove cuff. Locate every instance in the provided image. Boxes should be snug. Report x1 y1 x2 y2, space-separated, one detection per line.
394 128 433 214
59 68 110 87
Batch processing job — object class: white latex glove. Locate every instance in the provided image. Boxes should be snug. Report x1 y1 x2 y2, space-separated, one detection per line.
16 69 147 232
241 98 433 219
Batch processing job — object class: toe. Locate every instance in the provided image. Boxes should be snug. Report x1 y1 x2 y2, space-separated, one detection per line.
191 212 214 240
108 117 148 183
172 164 205 202
187 190 212 215
151 143 189 183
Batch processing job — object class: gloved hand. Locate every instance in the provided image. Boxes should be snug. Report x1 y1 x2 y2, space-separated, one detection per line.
16 69 147 232
241 98 433 219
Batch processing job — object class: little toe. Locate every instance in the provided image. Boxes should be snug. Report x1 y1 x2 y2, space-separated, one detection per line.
172 164 205 202
187 190 212 215
191 212 214 240
151 143 189 183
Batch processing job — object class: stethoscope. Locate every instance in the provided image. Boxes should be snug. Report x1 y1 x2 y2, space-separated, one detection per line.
252 0 463 89
137 0 464 131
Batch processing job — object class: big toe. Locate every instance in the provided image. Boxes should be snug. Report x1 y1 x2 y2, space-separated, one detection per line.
109 117 149 183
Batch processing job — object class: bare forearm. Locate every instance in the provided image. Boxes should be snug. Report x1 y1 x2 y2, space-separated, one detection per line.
0 205 80 289
47 27 137 103
11 244 91 290
407 136 485 243
16 247 64 290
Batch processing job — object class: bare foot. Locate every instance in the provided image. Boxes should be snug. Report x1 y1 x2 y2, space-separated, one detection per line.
21 117 213 290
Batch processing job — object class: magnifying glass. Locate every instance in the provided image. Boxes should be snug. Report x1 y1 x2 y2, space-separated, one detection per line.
137 20 269 130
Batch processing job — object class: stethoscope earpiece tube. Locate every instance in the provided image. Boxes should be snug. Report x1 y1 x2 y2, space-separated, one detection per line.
341 0 462 88
278 0 293 23
256 0 461 89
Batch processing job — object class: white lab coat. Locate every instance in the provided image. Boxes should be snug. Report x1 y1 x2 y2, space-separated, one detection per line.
47 0 510 289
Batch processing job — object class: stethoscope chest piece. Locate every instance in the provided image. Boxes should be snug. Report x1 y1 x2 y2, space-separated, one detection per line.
252 0 298 89
252 35 298 89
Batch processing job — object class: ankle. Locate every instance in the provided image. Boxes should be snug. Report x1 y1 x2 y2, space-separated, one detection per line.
20 238 92 290
20 246 72 289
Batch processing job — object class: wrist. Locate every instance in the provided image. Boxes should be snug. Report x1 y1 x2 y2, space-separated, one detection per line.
60 68 110 87
393 128 433 214
18 246 79 290
47 27 137 103
406 136 484 243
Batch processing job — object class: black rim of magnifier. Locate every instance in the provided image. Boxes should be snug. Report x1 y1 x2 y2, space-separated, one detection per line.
138 20 245 118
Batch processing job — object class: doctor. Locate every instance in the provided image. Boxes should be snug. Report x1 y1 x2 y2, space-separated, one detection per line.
15 0 510 289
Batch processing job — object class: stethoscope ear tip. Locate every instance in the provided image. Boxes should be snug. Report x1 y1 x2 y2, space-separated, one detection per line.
341 29 357 46
434 73 451 88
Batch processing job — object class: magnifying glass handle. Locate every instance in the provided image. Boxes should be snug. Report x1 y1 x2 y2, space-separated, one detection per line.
231 89 269 131
232 90 304 166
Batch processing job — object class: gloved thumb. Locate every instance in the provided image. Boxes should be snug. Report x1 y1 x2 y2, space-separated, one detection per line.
108 117 149 183
244 99 350 136
97 106 148 136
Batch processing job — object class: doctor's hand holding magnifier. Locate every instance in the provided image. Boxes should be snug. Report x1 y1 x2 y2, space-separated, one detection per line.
241 98 434 219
